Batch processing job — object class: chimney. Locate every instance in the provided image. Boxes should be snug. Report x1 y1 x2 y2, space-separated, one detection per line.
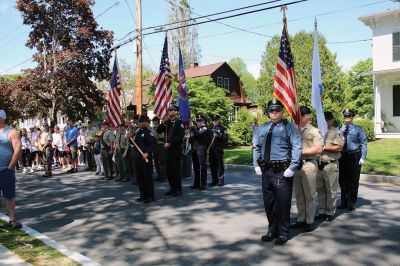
190 62 199 68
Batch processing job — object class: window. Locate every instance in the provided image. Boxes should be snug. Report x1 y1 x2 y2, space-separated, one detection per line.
232 106 240 122
224 78 229 91
393 32 400 62
394 85 400 116
217 77 223 88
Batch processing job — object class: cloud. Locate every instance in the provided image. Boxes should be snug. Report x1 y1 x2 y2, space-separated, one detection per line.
248 63 261 79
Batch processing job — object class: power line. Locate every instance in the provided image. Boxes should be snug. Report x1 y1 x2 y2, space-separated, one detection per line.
0 25 24 46
95 1 120 19
327 38 372 44
0 58 32 75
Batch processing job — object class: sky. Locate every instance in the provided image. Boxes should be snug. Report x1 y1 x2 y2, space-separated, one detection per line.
0 0 398 79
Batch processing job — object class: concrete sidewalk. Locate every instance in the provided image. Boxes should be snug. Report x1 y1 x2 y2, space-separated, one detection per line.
0 245 31 266
13 167 400 265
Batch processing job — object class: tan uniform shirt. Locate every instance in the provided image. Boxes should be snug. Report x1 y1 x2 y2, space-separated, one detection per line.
85 127 97 143
115 131 128 150
321 127 344 162
301 123 323 160
102 130 115 149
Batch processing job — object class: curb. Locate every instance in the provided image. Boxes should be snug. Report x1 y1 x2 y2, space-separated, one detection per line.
224 164 400 185
0 213 101 266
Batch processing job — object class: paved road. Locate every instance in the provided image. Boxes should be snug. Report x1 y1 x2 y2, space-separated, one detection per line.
13 168 400 266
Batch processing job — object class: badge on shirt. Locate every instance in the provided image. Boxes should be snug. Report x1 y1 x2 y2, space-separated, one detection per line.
150 132 155 137
142 133 145 138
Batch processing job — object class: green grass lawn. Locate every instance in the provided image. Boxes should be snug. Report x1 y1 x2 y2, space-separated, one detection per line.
0 221 80 266
224 139 400 176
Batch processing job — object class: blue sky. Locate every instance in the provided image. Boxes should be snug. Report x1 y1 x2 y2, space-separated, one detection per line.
0 0 398 78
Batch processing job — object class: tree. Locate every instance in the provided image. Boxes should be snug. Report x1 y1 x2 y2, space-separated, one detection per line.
345 58 373 118
17 0 114 122
166 0 201 67
228 57 258 103
258 31 348 118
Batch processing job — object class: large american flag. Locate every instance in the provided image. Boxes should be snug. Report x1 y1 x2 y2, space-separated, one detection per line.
107 56 122 128
273 22 301 127
153 36 172 119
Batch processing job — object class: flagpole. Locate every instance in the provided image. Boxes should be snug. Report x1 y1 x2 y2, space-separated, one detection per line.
135 0 143 115
115 49 126 117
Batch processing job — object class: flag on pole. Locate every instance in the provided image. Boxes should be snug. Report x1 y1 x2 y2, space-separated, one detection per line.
153 36 172 119
311 19 327 136
273 17 301 127
107 55 122 128
177 47 190 123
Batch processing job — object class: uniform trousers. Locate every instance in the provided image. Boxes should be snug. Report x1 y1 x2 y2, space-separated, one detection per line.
86 143 95 170
317 161 339 215
339 154 361 208
135 155 154 200
209 146 224 184
101 148 113 178
153 143 167 180
43 147 53 174
294 160 318 224
262 168 293 237
192 146 207 187
115 148 129 179
166 148 182 193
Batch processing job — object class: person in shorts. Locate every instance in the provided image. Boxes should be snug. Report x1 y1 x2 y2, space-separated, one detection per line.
65 119 79 173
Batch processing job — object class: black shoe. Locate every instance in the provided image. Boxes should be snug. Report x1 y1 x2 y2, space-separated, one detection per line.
199 186 206 190
105 176 113 180
66 168 74 173
131 181 138 185
42 173 52 177
165 190 173 196
315 214 326 220
172 191 182 197
143 198 155 203
275 236 288 245
217 181 224 186
261 232 278 242
190 185 199 189
348 206 356 211
290 221 306 228
115 178 123 182
8 220 22 229
304 223 317 232
208 182 217 186
135 197 145 202
338 204 348 209
325 215 334 221
73 168 78 173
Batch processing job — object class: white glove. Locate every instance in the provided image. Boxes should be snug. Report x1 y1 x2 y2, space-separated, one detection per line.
359 159 365 165
283 168 294 178
255 166 262 176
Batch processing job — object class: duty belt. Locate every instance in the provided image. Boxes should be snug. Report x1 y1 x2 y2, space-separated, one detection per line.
257 159 289 174
318 159 337 170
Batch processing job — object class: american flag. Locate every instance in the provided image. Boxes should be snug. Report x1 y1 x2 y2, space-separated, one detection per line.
153 36 172 119
273 21 301 127
107 56 122 128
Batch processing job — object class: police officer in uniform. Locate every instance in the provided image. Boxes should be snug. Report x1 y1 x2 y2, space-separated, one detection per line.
292 106 324 232
191 115 211 190
156 104 184 196
131 115 156 203
338 108 367 211
253 99 302 245
316 111 344 221
209 115 228 186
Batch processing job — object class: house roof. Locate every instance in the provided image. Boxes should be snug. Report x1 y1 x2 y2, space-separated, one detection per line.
358 8 400 24
184 62 225 78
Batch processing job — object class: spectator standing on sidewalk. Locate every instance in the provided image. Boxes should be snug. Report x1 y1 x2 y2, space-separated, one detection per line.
0 109 22 228
65 119 79 173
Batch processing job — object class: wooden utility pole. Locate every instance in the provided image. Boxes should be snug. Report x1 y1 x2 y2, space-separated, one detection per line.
135 0 143 115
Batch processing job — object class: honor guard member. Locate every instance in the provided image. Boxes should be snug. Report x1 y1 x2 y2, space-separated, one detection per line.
156 104 184 196
131 115 156 203
151 117 167 182
292 106 324 232
338 108 367 211
316 111 344 221
101 121 115 180
41 124 53 177
191 115 211 190
114 123 129 182
253 99 302 245
85 120 97 171
209 115 228 186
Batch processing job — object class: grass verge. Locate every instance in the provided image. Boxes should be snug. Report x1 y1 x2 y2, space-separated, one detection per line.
0 220 80 266
224 139 400 177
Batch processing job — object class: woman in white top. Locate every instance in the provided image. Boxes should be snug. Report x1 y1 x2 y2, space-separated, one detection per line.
53 125 67 169
77 128 87 166
20 128 32 173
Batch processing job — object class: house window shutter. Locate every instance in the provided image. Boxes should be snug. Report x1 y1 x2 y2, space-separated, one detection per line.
217 77 223 88
393 32 400 62
393 85 400 116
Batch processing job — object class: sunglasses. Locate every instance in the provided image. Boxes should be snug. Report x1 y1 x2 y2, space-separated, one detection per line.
344 115 352 118
268 108 282 113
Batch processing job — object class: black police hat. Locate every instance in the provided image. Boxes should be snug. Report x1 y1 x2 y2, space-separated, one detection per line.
324 111 334 120
196 114 206 121
167 103 179 111
211 115 220 121
267 98 284 111
343 108 355 117
138 115 150 123
300 106 312 116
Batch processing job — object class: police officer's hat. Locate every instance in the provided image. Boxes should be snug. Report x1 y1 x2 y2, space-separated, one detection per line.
267 98 284 112
324 111 334 120
138 115 150 123
300 106 312 116
167 103 179 111
195 114 206 121
343 108 355 117
211 114 221 121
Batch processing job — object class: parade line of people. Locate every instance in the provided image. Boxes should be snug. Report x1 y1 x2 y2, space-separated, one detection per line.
0 102 367 245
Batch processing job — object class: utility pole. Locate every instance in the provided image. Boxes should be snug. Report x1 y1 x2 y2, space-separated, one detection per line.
135 0 143 115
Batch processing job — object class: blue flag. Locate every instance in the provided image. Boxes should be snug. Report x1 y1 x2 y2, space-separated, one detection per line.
311 20 327 137
177 47 190 123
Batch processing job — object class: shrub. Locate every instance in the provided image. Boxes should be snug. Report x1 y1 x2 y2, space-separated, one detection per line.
353 118 375 142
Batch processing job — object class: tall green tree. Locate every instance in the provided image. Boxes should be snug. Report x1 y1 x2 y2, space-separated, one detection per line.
228 57 258 103
258 31 348 117
17 0 114 122
345 58 373 118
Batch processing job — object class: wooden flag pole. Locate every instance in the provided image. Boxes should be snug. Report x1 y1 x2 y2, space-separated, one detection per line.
130 137 149 163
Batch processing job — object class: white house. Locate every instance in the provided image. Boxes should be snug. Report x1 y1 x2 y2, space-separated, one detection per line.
359 8 400 138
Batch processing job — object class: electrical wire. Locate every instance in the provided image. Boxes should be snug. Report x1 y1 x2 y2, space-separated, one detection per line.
95 1 120 19
0 58 32 74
